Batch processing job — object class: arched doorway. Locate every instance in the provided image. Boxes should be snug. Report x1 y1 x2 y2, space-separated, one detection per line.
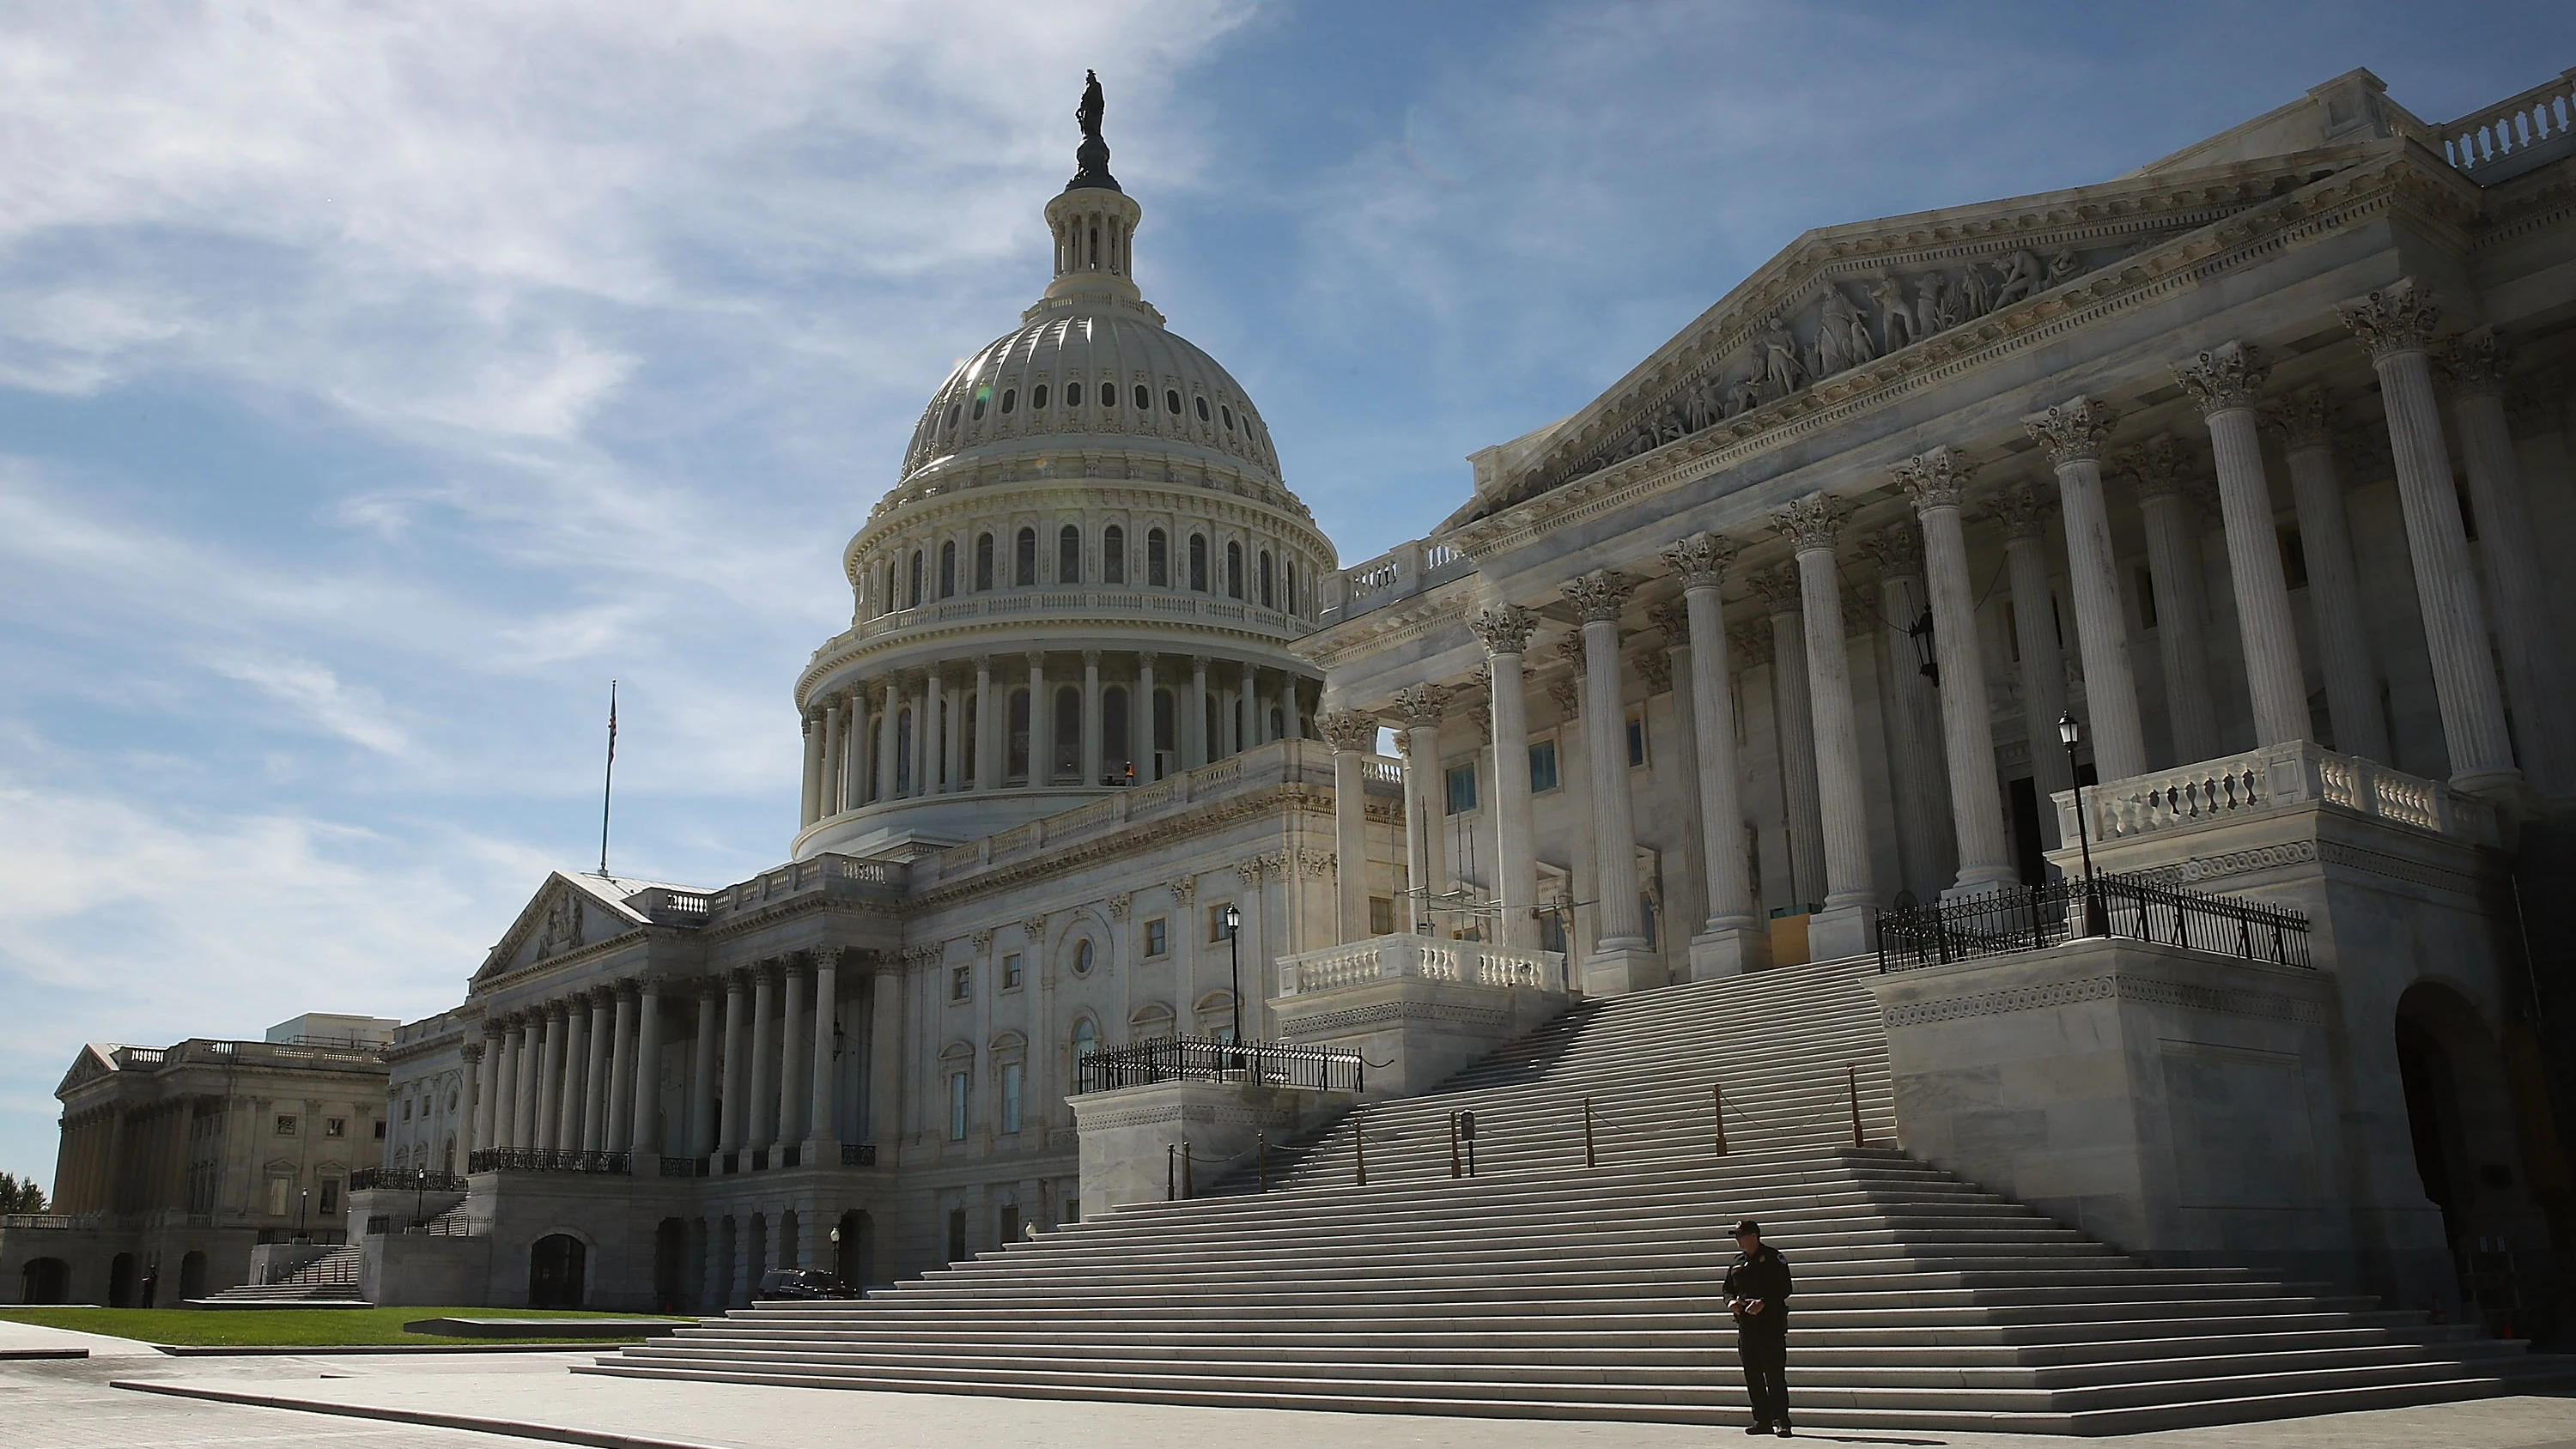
527 1234 586 1309
2394 980 2551 1330
21 1258 69 1304
107 1253 138 1307
653 1219 686 1313
834 1210 872 1288
179 1251 208 1301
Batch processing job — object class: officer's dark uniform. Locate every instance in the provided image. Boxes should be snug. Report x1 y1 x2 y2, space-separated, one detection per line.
1722 1224 1794 1434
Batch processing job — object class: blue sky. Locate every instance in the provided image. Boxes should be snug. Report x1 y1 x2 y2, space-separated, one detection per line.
1 1 2567 1186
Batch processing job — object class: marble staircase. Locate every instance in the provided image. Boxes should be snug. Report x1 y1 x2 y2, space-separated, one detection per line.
195 1242 367 1305
585 956 2569 1432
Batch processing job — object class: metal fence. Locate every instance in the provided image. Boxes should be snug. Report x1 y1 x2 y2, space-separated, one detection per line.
349 1168 466 1193
464 1148 632 1175
1076 1036 1365 1095
1878 871 2311 973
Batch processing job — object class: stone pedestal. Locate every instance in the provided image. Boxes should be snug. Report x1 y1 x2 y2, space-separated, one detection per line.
1068 1079 1350 1213
1804 903 1876 963
360 1230 493 1307
1687 924 1771 979
1271 935 1571 1098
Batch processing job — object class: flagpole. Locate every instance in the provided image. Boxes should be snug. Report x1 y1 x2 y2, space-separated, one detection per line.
598 680 618 876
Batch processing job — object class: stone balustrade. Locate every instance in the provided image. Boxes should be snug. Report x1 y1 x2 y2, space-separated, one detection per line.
1321 537 1478 622
2055 741 2499 850
1276 934 1568 997
2435 69 2576 180
849 586 1307 644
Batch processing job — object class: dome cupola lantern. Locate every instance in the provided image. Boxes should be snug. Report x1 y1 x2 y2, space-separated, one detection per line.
1044 70 1144 311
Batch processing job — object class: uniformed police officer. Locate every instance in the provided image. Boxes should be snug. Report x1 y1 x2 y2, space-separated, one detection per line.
1722 1217 1793 1436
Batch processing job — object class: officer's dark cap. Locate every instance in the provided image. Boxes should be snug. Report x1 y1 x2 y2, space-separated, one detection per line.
1731 1219 1762 1237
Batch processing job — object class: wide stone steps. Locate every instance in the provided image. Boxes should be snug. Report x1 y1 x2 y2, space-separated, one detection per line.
590 958 2570 1429
195 1243 367 1304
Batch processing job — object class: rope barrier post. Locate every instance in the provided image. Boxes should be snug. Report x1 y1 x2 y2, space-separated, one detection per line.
1711 1083 1727 1157
1461 1110 1476 1178
1584 1097 1597 1167
1166 1143 1175 1202
1182 1138 1193 1200
1257 1131 1267 1194
1848 1064 1864 1148
1354 1106 1367 1187
1449 1112 1462 1179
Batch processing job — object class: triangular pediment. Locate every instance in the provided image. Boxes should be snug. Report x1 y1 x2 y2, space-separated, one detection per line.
56 1043 125 1097
1464 140 2392 520
473 870 668 984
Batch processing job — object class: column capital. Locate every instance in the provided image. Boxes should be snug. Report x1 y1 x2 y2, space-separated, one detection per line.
802 710 817 735
2021 395 2121 464
1467 603 1539 658
481 1019 507 1041
2338 277 2439 360
1659 531 1737 591
1768 492 1851 554
1189 654 1212 672
1984 482 2057 541
1545 676 1583 720
1632 649 1673 694
544 999 570 1022
811 945 844 970
2173 340 2269 414
1315 708 1378 755
1854 522 1923 579
1747 562 1804 613
2439 325 2512 400
1890 446 1977 511
1728 621 1774 668
2114 435 2198 501
1080 647 1103 667
2260 387 2336 451
1392 683 1449 728
1561 569 1637 624
1646 598 1690 642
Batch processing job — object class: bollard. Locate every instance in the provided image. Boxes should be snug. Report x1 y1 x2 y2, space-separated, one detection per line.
1257 1131 1268 1194
1583 1098 1597 1168
1711 1082 1728 1157
1355 1106 1368 1187
1848 1065 1864 1148
1166 1143 1176 1201
1182 1138 1194 1199
1449 1112 1463 1179
1461 1110 1477 1178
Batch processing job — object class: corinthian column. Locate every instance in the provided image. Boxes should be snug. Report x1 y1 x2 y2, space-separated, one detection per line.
1391 685 1448 934
605 984 636 1160
2117 439 2221 766
1468 605 1542 951
1750 565 1826 907
1564 568 1650 991
508 1016 537 1149
1772 494 1876 961
1892 448 2020 896
1080 650 1104 785
581 991 614 1151
2446 328 2570 797
874 682 898 801
1318 707 1377 941
1856 524 1954 900
748 965 781 1153
688 982 720 1158
474 1023 504 1154
1661 536 1766 977
2340 281 2520 795
2263 391 2390 763
973 656 995 790
777 962 810 1155
799 709 824 826
534 1004 567 1153
2024 395 2150 779
1988 483 2072 841
630 980 662 1155
2172 346 2308 749
818 700 844 821
718 972 750 1161
807 949 840 1155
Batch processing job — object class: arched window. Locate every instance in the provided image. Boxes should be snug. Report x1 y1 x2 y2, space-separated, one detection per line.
999 387 1016 415
1104 685 1130 776
1194 395 1211 422
1221 403 1236 432
1032 382 1049 409
908 549 925 608
1015 528 1037 587
1057 524 1081 584
1258 549 1275 609
1133 384 1151 410
1146 528 1170 587
1164 388 1182 415
1054 685 1081 779
1225 541 1244 600
1066 379 1083 408
1188 534 1208 592
1103 525 1125 585
970 391 987 420
1100 379 1115 409
1007 688 1031 781
1072 1018 1099 1061
939 541 957 599
975 533 995 591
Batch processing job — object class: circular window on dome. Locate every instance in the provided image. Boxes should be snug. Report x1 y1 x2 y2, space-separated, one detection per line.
1000 388 1016 415
1066 380 1084 407
1222 405 1236 432
1194 396 1210 422
1133 384 1150 410
1032 383 1049 409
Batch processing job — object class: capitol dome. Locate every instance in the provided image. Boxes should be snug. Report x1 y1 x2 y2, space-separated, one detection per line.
788 95 1337 861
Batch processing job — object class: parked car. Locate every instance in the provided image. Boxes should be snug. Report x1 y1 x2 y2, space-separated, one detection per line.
755 1268 860 1301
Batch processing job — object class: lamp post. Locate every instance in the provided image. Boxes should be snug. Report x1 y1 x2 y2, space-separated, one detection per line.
1222 902 1244 1070
414 1167 427 1233
296 1186 309 1239
2058 712 2105 937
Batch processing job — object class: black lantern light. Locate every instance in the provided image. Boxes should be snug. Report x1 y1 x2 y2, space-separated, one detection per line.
2058 712 2106 937
1907 607 1938 683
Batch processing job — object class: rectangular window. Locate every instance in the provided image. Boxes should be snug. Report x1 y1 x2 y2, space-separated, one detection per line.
266 1177 292 1216
951 965 972 1001
1001 952 1023 990
325 1117 346 1138
319 1179 340 1216
1444 761 1478 815
1143 918 1169 958
1209 905 1236 942
1528 738 1559 793
948 1072 969 1141
1625 709 1648 767
1369 896 1395 935
373 1120 386 1140
275 1114 298 1137
1000 1063 1024 1134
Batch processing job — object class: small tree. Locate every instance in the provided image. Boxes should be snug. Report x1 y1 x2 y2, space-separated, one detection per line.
0 1172 50 1213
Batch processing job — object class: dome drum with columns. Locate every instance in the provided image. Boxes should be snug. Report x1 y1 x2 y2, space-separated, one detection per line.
793 106 1336 861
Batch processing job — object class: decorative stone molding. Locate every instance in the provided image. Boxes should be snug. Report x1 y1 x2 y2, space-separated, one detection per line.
1546 677 1583 721
2260 388 2335 452
1747 563 1803 613
1659 531 1735 591
902 946 942 970
2439 325 2512 399
1391 683 1449 728
1632 649 1672 694
1019 914 1048 940
1769 492 1851 553
2114 435 2197 500
1462 666 1493 743
1984 482 2057 540
1234 858 1267 888
2021 394 2120 464
1882 972 2320 1028
1855 523 1923 577
2337 277 2439 360
1561 568 1637 624
1728 621 1773 669
1169 875 1197 906
1558 630 1586 676
1315 708 1377 755
1296 848 1336 878
968 929 995 953
2173 340 2269 414
1646 598 1689 644
1466 603 1538 658
1103 892 1131 919
1889 446 1976 511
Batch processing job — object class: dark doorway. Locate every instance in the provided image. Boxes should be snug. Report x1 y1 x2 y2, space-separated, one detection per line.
107 1253 138 1307
21 1258 69 1304
2397 1011 2465 1244
653 1218 686 1313
528 1234 586 1309
834 1210 872 1288
179 1251 208 1301
2008 778 2044 886
945 1207 967 1263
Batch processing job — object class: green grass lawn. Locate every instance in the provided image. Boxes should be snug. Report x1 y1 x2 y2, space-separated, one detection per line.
0 1305 689 1347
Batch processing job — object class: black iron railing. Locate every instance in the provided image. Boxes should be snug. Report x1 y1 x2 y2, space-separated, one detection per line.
658 1155 708 1178
1877 871 2311 973
349 1168 466 1193
841 1143 878 1167
464 1148 632 1175
1075 1036 1364 1095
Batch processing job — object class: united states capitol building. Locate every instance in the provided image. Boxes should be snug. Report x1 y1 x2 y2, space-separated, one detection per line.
111 62 2576 1422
